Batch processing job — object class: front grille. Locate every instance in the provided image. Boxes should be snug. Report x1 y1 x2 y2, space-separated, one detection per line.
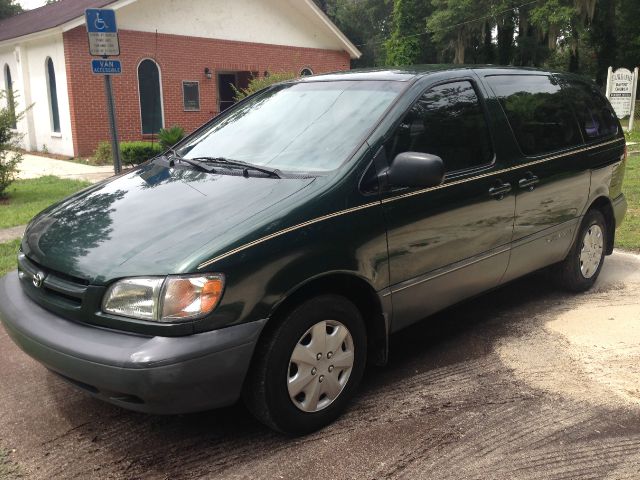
17 253 88 308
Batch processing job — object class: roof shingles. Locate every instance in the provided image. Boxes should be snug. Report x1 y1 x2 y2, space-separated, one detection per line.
0 0 116 43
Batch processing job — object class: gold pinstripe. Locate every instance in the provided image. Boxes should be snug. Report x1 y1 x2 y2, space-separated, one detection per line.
197 137 625 270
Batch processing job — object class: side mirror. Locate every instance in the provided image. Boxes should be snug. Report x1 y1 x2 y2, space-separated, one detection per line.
382 152 445 189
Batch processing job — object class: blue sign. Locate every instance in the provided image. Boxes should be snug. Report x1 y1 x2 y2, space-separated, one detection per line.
92 59 122 75
85 9 117 33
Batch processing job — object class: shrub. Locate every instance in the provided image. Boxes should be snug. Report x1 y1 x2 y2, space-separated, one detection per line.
158 125 184 149
232 72 298 101
0 90 23 198
120 141 163 165
93 141 113 165
92 141 163 166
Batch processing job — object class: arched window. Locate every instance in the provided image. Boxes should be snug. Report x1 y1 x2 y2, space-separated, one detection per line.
300 67 314 77
3 64 16 129
137 59 163 134
45 57 60 133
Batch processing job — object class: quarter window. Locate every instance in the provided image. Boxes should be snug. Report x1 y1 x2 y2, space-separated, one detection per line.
138 59 163 134
45 57 60 133
487 75 582 156
3 64 16 129
562 81 620 141
388 80 493 173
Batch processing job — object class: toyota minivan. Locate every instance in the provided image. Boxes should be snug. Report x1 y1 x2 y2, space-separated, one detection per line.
0 66 627 434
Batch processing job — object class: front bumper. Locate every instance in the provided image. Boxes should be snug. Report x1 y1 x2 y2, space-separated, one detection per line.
0 272 265 414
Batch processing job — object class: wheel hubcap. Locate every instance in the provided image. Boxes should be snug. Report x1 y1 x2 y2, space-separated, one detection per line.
287 320 355 413
580 224 604 279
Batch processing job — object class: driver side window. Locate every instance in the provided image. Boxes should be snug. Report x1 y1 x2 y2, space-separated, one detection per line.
387 80 493 173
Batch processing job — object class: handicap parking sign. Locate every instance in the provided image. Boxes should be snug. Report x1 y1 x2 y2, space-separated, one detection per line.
85 9 119 56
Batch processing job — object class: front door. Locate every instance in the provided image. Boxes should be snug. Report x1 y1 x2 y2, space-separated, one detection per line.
381 78 516 331
218 73 237 113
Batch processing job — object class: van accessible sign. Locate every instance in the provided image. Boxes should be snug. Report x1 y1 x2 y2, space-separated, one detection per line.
91 59 122 75
85 9 120 56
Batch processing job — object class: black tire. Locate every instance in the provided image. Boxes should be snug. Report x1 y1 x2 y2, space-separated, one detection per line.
243 294 367 435
555 209 608 292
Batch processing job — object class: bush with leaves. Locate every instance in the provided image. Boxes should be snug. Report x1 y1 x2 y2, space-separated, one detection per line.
0 90 23 198
92 140 162 167
232 72 298 101
158 125 185 149
120 141 163 165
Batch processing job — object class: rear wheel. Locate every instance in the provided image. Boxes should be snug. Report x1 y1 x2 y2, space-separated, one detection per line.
243 294 366 435
554 209 607 292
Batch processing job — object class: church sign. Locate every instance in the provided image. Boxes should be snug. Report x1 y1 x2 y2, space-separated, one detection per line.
606 67 638 131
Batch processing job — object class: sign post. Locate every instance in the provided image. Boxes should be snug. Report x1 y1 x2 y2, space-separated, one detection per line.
85 9 122 174
606 66 639 133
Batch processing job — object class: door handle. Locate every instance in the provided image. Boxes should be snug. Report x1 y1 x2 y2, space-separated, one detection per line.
518 173 540 191
488 182 512 200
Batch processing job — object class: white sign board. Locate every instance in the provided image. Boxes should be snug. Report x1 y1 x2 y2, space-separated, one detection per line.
606 66 639 132
85 9 120 57
608 68 634 118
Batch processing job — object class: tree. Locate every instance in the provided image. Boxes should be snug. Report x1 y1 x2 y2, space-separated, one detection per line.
427 0 486 64
0 0 22 21
0 90 23 197
385 0 435 66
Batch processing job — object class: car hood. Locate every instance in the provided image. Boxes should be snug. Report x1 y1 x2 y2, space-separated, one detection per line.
22 163 316 283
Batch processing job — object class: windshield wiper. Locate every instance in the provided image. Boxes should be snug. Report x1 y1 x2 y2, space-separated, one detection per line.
190 156 281 178
164 148 216 173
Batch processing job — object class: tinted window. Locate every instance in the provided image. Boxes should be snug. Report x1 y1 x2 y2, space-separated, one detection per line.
183 81 200 111
388 81 493 173
138 59 163 134
46 58 60 133
562 81 620 141
178 81 402 173
487 75 582 156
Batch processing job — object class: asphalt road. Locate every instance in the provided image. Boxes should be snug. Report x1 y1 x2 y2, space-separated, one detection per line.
1 251 640 479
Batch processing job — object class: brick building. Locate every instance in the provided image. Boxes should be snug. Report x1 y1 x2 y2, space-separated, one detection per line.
0 0 360 157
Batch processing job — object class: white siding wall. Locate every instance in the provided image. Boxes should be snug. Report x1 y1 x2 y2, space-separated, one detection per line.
119 0 345 51
0 35 73 156
24 35 74 156
0 46 26 148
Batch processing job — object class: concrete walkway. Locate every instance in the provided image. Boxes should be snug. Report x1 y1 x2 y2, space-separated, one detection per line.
17 153 114 183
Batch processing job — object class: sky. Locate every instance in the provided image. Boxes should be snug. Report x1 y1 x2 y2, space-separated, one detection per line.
18 0 48 10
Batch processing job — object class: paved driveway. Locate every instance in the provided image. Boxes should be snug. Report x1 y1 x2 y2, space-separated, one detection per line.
1 251 639 479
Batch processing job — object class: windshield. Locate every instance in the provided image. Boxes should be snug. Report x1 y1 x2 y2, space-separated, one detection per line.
177 80 403 173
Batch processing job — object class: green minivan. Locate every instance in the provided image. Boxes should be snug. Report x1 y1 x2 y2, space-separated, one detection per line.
0 66 627 434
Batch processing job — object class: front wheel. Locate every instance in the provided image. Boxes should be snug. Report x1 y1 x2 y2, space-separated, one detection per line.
554 209 607 292
243 295 367 435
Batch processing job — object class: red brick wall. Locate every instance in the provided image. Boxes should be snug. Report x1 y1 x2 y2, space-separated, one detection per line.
63 26 351 156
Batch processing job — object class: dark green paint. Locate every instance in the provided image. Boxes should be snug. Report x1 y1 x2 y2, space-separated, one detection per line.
20 66 627 338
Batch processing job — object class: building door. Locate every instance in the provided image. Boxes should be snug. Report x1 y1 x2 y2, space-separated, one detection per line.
218 73 237 113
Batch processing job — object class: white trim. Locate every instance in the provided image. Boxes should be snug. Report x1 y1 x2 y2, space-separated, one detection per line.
136 57 165 134
50 132 62 138
302 0 362 59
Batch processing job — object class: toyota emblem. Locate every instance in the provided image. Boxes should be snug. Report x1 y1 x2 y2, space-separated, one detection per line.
32 272 44 288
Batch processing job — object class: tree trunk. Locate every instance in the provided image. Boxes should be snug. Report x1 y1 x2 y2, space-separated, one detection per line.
454 28 465 64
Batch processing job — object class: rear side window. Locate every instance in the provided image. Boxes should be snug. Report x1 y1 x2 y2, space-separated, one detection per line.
487 75 582 156
388 80 493 173
561 81 620 141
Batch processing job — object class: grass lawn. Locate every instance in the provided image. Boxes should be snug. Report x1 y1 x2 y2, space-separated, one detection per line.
616 152 640 251
0 176 91 229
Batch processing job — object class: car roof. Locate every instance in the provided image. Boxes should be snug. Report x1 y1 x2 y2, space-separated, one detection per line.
297 65 592 84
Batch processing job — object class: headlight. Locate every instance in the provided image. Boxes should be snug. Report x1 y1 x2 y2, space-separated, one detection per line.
102 274 225 322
